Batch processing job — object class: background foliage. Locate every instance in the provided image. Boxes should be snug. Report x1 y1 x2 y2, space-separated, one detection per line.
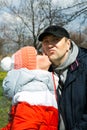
0 71 11 128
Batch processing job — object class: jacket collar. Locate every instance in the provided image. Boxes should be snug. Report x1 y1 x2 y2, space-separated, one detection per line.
65 48 86 87
65 59 79 87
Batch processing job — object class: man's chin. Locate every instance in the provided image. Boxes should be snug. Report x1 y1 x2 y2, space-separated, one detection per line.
48 55 55 61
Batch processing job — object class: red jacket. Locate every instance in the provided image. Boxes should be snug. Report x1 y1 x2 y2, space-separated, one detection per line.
1 102 58 130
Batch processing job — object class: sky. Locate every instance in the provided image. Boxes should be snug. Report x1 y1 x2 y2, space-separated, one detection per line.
0 0 77 22
0 0 21 24
52 0 75 8
0 0 87 33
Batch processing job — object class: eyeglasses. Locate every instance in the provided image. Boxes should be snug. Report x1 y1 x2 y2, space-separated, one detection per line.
42 38 61 45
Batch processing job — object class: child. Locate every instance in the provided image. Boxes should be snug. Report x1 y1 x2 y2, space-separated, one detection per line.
0 46 59 130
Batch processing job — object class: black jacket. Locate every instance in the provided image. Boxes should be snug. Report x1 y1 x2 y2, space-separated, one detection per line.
50 47 87 130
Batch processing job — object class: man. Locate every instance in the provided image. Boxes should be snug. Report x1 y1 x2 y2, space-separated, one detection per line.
38 25 87 130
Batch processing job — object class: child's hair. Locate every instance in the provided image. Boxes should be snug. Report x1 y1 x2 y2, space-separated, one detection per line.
0 46 37 71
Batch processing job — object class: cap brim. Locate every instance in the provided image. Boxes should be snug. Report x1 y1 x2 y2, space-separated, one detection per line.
38 32 52 41
38 32 62 41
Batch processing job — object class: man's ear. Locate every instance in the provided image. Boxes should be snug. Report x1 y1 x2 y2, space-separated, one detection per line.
66 39 71 51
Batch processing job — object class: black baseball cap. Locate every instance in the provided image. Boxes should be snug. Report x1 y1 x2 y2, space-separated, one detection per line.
38 25 70 41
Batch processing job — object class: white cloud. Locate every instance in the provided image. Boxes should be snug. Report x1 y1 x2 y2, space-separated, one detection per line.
2 12 13 21
0 11 21 25
2 0 20 6
52 0 75 8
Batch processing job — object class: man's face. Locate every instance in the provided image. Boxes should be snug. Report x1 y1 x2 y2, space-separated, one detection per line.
42 35 71 66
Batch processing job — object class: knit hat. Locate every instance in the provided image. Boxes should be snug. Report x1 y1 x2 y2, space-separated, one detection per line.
0 46 37 71
38 25 70 41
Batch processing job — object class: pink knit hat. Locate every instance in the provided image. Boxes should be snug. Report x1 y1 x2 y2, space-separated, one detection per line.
0 46 37 71
13 46 37 70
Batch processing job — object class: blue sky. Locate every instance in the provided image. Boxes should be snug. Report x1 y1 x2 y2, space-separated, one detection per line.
0 0 87 33
0 0 77 23
0 0 21 24
52 0 75 7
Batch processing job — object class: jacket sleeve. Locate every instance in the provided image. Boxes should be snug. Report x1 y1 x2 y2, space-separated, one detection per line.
2 69 20 99
72 119 87 130
72 69 87 130
72 107 87 129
